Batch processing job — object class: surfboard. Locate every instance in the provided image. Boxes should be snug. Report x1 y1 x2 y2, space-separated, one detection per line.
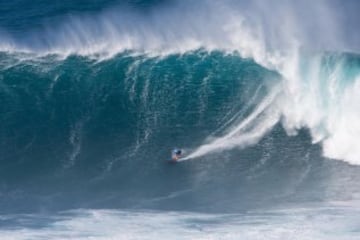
167 159 178 164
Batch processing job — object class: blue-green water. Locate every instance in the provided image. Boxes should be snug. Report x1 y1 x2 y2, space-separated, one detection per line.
0 0 360 239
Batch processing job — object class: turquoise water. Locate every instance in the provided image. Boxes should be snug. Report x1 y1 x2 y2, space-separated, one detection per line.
0 0 360 239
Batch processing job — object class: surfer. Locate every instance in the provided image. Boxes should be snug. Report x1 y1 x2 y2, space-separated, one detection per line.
171 148 183 161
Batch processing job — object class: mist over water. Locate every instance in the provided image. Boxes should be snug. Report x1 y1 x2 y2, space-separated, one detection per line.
1 0 359 55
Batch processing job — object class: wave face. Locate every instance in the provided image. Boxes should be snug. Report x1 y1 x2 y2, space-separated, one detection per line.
0 0 360 218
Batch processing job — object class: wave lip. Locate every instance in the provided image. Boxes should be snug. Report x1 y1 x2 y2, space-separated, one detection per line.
2 0 359 58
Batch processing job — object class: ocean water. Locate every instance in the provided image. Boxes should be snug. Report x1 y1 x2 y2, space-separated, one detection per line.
0 0 360 239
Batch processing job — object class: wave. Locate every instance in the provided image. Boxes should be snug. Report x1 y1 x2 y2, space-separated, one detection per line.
1 0 360 213
1 49 359 213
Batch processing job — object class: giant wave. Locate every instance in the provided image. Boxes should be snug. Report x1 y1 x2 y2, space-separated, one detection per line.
0 0 360 228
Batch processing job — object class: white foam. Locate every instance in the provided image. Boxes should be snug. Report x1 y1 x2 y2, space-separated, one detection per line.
1 206 359 240
322 77 360 164
275 53 360 164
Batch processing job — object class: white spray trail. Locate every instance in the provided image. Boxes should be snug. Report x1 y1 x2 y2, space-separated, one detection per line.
182 86 282 160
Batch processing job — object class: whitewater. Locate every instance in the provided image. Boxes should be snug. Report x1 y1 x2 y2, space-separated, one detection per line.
0 0 360 239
